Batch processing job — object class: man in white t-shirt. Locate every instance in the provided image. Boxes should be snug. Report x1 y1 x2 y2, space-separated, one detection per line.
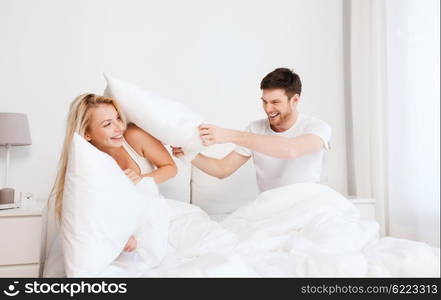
172 68 331 193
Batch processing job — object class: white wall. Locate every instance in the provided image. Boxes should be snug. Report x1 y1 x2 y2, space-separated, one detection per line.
386 0 440 247
0 0 348 206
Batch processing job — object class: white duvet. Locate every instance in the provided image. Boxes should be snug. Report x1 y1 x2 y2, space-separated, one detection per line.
91 183 439 277
44 183 439 277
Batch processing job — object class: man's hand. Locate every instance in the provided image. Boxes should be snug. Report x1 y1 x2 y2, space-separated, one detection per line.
171 146 184 158
123 235 137 252
199 124 233 146
124 168 142 184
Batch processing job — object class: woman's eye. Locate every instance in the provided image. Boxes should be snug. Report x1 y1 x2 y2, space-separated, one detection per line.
104 123 111 127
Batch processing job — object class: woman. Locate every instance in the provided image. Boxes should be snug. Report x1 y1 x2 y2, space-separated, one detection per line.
50 93 177 253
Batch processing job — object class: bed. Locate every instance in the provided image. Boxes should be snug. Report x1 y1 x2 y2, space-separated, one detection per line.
42 145 440 277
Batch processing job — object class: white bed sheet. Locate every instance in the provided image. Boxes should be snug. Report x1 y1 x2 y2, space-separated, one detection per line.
44 183 440 278
208 213 230 222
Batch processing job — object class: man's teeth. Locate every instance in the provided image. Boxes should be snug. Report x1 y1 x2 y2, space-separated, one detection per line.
269 113 279 118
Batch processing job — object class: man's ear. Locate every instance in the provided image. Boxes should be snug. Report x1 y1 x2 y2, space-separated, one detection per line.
289 94 300 103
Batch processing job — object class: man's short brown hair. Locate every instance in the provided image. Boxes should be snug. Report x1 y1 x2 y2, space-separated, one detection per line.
260 68 302 99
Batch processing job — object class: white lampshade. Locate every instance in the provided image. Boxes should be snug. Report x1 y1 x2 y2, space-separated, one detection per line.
0 113 32 146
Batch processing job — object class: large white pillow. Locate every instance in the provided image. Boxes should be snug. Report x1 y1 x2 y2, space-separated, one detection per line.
103 74 204 161
61 133 169 277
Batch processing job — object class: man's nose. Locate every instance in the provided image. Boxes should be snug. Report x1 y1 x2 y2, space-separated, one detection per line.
265 104 274 113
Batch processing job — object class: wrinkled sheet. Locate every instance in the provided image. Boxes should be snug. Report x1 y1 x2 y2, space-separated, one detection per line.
102 183 439 277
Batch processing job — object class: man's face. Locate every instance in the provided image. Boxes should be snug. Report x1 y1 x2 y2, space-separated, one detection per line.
261 88 297 127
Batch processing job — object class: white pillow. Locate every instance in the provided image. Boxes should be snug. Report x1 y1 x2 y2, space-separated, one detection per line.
103 74 204 161
158 153 191 203
61 133 169 277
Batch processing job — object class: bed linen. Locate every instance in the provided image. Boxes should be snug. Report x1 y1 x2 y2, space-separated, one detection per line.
89 183 439 277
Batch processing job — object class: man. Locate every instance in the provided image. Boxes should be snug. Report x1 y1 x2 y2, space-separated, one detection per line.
173 68 331 193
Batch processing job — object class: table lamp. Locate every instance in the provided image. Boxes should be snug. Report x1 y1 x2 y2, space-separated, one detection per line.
0 113 32 209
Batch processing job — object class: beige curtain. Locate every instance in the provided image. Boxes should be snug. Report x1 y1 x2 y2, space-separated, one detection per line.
344 0 388 236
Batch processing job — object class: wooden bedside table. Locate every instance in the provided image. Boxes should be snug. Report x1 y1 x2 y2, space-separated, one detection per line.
0 201 45 277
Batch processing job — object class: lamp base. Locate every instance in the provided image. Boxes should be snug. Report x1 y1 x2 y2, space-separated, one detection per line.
0 188 21 210
0 202 21 210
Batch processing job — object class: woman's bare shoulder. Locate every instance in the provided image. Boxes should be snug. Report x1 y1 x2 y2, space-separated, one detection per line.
123 123 154 156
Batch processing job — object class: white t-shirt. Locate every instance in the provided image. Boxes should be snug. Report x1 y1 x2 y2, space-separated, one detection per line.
234 114 331 192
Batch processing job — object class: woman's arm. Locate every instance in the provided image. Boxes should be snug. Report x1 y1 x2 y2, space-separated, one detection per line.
125 123 177 183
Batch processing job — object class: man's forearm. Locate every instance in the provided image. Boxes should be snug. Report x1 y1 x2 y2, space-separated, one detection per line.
191 153 227 179
200 124 294 158
229 130 297 159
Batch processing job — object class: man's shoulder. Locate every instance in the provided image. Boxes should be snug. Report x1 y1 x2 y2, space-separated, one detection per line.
298 114 332 140
299 114 331 130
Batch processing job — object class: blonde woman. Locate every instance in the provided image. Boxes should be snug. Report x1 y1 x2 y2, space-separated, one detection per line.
50 93 177 253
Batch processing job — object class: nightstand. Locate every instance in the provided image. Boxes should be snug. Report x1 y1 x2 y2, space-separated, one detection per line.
0 201 45 277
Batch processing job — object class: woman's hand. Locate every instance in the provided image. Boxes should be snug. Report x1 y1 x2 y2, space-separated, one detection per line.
124 168 142 184
123 235 137 252
171 146 184 158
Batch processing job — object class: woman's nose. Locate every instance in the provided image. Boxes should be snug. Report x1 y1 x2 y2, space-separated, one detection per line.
115 122 124 132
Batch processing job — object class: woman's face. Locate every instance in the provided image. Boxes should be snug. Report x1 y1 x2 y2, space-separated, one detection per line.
85 104 125 150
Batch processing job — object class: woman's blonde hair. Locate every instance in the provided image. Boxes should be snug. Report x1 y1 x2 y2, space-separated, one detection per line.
49 93 127 222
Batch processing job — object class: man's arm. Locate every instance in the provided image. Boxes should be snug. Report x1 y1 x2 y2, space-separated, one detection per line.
172 148 250 179
199 125 325 159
